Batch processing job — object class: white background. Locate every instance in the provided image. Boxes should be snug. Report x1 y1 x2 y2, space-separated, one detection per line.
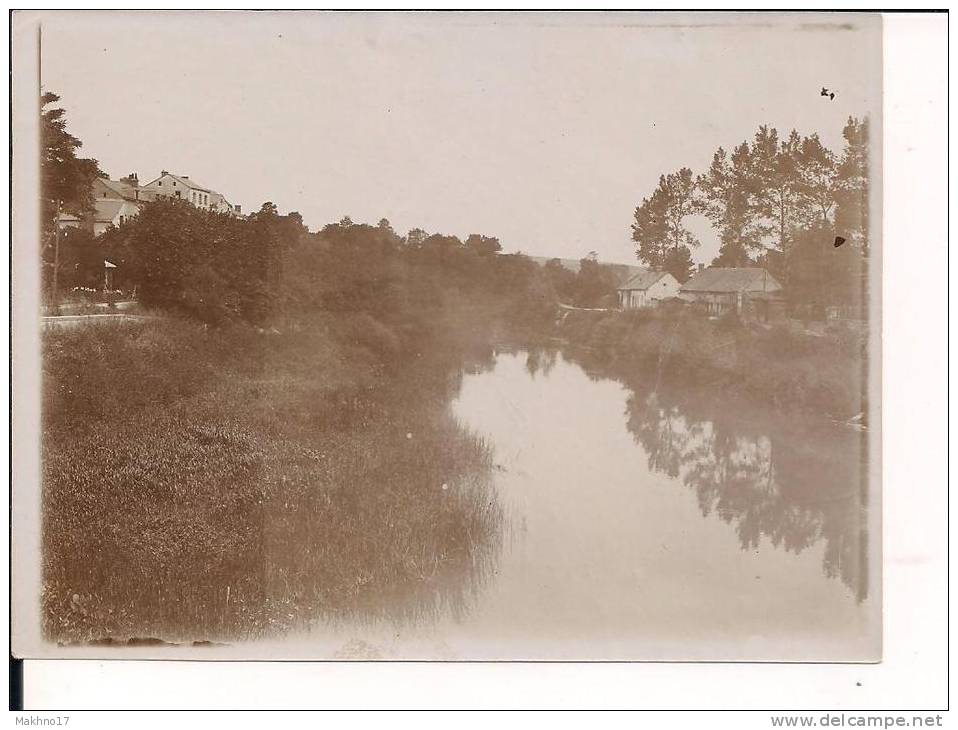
2 7 950 720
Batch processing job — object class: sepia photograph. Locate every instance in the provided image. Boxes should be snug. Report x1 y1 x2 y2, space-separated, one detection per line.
12 10 884 664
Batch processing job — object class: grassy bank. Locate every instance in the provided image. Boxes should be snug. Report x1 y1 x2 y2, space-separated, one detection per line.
558 307 867 420
42 309 505 644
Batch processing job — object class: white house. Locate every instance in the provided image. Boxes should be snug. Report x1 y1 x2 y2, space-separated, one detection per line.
139 171 213 208
139 171 241 215
55 175 146 236
616 270 681 309
93 198 141 236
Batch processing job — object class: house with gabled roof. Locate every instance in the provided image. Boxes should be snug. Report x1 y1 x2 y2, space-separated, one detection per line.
93 198 140 236
139 171 242 216
140 171 213 208
85 174 144 235
616 269 681 309
679 267 785 321
94 175 143 202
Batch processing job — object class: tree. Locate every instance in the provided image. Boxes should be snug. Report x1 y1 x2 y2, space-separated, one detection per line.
421 233 463 260
698 143 762 267
749 126 801 258
40 91 105 299
287 211 307 233
572 255 618 307
660 168 702 254
251 201 279 219
631 189 670 269
663 245 694 284
711 240 750 268
834 117 870 250
56 227 103 291
404 228 428 249
40 91 104 228
464 234 502 257
632 168 701 272
377 218 398 238
793 133 839 227
543 258 575 302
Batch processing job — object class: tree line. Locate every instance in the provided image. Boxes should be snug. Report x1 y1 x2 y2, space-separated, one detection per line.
632 119 870 308
40 90 871 322
40 90 634 318
91 199 568 335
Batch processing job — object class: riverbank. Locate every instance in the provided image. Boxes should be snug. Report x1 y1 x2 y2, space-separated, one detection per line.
42 308 506 644
556 307 868 421
40 282 868 644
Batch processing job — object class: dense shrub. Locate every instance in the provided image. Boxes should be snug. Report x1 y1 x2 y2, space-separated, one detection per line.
43 319 217 429
559 306 863 418
100 200 304 325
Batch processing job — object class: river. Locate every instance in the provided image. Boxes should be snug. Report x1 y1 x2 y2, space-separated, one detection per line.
269 346 879 661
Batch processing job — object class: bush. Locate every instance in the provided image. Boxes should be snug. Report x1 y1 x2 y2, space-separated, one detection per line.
43 319 217 429
557 307 863 418
336 313 402 365
100 200 303 326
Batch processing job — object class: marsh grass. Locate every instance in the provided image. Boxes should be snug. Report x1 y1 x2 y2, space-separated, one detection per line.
42 315 505 644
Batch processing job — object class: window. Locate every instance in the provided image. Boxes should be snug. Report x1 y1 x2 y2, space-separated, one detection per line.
175 191 181 198
172 181 176 187
158 181 162 187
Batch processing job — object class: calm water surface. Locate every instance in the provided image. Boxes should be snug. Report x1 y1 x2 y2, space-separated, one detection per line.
278 347 878 661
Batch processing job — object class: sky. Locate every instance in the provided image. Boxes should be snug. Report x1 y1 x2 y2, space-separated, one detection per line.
38 11 881 265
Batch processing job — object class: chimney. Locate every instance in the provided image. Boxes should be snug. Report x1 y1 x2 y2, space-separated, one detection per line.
161 170 169 176
698 263 705 273
234 204 242 214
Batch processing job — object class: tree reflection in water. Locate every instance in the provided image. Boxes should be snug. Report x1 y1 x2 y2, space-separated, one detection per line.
555 346 869 603
524 347 559 379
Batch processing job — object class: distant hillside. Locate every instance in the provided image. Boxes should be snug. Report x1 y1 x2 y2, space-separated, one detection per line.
526 255 647 286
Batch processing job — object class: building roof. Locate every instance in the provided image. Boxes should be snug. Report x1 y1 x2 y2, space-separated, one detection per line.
94 199 130 222
96 178 139 201
142 172 213 193
169 174 212 193
616 269 670 291
680 267 780 293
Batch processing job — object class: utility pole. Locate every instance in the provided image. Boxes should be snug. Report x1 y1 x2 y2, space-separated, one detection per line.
51 199 61 313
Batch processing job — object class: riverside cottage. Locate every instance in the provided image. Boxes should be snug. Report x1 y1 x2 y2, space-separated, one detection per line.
679 267 786 323
616 269 681 309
